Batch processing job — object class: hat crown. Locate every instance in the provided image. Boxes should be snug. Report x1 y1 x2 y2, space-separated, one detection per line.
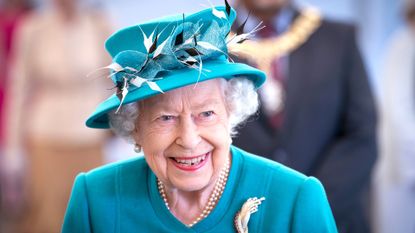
105 6 236 58
105 6 237 89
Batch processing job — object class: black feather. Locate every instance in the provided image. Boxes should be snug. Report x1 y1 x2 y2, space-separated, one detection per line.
116 81 123 89
175 30 184 46
193 35 198 46
115 84 123 101
174 14 185 46
185 60 197 66
138 58 149 72
237 38 248 44
148 27 159 54
185 48 203 57
224 0 231 16
236 10 251 35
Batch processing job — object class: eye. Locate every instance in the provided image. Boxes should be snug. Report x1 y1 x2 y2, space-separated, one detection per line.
199 111 215 118
158 115 176 122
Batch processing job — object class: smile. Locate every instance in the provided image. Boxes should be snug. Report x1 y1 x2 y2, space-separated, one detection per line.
170 152 210 171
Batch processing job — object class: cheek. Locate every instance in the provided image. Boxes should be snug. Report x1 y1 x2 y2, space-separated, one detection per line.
203 125 231 150
201 116 232 173
134 116 175 153
209 113 232 147
135 125 177 182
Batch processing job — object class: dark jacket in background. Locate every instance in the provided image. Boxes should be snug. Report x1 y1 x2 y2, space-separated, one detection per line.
233 9 378 233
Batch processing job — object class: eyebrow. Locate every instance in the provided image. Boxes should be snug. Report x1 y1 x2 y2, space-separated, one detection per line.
191 98 222 110
148 98 222 112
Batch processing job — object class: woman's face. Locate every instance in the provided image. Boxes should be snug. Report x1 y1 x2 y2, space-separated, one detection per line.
134 79 232 192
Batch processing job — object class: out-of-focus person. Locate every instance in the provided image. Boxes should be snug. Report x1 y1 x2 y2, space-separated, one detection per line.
0 0 33 145
0 0 34 231
372 1 415 232
0 0 112 232
229 0 378 232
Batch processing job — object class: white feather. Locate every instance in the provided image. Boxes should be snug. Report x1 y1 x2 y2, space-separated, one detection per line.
183 37 194 46
139 26 156 52
212 7 227 20
124 66 138 72
86 62 124 78
227 33 251 46
153 39 168 58
106 63 124 72
198 41 224 53
130 77 147 88
147 81 164 93
194 56 203 87
184 56 198 63
227 21 265 45
206 0 227 20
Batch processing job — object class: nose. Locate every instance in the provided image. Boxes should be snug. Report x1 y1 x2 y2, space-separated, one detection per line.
175 116 201 149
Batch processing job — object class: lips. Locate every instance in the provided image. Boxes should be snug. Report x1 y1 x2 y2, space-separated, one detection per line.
170 152 210 171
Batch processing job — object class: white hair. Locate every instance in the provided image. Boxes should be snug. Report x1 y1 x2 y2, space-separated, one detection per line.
108 77 259 143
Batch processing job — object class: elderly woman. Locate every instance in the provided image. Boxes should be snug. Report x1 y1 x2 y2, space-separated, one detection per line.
62 3 337 233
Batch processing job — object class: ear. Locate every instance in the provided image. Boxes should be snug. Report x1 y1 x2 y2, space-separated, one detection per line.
132 121 143 145
132 102 143 145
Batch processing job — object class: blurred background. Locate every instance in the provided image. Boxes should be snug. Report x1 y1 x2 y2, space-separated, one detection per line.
0 0 414 233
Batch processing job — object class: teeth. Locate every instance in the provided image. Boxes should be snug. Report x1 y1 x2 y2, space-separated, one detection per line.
174 154 207 166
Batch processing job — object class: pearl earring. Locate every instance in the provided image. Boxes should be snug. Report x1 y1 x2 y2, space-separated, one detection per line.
134 144 142 153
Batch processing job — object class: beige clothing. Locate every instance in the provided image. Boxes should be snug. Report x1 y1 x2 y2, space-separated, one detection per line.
4 10 112 160
18 140 103 233
2 8 113 233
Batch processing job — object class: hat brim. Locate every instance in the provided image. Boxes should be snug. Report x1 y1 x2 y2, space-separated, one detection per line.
86 60 265 128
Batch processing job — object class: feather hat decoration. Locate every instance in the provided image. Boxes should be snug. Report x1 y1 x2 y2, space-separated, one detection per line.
86 0 266 129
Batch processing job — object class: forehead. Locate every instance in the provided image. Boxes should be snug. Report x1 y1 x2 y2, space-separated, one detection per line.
141 79 225 109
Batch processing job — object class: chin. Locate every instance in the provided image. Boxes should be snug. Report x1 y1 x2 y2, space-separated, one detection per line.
165 150 218 191
169 172 214 192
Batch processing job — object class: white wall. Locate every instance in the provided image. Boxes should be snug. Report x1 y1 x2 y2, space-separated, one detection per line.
296 0 405 95
102 0 225 27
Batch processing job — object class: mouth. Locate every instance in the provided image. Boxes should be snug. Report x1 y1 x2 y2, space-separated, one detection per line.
169 152 210 171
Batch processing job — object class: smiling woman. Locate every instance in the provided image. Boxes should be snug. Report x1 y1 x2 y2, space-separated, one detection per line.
62 1 338 232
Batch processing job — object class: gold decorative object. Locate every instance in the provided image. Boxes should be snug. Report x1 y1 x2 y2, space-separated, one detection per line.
228 8 322 115
234 197 266 233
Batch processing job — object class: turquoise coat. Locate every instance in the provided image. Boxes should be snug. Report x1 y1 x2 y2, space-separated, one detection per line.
62 146 337 232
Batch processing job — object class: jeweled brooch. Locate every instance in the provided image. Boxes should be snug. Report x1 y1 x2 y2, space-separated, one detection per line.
234 197 266 233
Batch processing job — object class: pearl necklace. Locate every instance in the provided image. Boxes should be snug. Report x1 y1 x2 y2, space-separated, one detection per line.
157 158 230 227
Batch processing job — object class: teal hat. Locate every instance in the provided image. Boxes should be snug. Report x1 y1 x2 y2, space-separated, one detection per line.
86 4 266 129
